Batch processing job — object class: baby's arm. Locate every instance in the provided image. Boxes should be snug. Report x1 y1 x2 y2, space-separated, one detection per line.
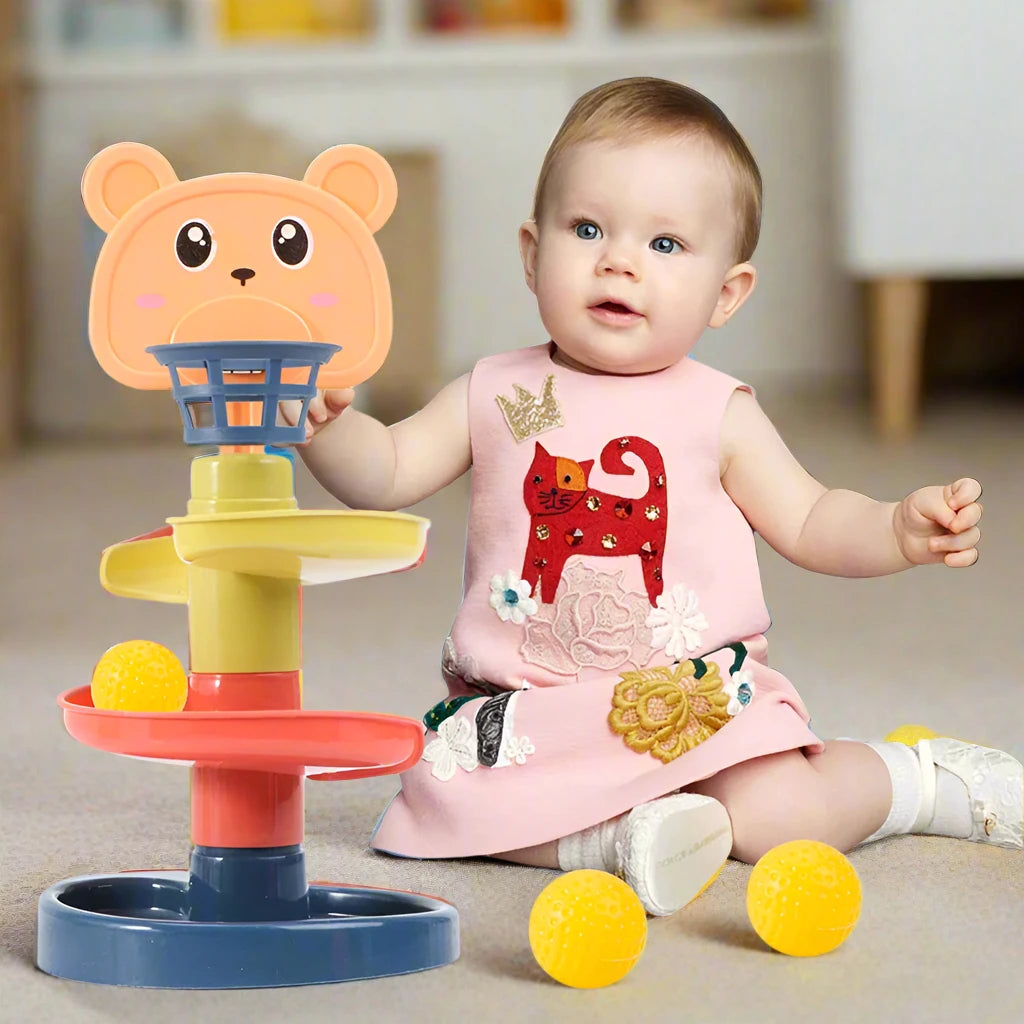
719 390 982 576
294 373 471 511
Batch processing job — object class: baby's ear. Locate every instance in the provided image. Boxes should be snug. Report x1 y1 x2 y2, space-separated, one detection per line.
304 145 397 234
82 142 178 233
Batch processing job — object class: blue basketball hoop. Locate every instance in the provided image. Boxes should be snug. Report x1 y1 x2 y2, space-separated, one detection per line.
146 341 341 446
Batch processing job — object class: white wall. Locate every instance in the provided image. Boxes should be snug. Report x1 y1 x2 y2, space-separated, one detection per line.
25 31 856 437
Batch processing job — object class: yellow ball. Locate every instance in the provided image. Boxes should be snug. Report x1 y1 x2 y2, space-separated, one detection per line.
91 640 188 713
884 724 939 746
746 840 861 957
529 869 647 988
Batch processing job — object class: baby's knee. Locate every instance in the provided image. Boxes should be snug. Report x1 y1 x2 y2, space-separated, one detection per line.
715 777 836 864
729 809 836 864
729 823 795 865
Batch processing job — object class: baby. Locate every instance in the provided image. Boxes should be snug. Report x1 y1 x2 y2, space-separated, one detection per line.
285 77 1022 916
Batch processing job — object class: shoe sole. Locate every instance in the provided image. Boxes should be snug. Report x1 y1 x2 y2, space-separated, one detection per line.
624 794 733 916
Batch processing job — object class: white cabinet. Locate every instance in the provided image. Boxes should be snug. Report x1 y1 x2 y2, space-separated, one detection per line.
837 0 1024 437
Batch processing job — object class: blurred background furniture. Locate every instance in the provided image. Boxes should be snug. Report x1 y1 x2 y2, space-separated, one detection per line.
837 0 1024 439
1 0 23 454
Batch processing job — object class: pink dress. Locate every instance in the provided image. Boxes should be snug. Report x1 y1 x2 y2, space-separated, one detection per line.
371 343 822 858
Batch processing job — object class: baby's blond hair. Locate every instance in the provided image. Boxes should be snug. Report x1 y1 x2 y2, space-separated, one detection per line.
532 77 763 263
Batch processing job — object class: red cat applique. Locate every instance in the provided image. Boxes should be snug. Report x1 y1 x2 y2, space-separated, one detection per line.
521 436 667 606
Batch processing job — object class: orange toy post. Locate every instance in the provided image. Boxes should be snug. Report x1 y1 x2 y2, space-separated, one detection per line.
36 143 459 990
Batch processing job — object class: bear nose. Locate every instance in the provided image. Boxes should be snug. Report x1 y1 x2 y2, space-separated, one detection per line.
231 267 256 286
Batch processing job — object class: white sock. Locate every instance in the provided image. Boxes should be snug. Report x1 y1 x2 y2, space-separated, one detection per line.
863 740 971 843
556 814 627 873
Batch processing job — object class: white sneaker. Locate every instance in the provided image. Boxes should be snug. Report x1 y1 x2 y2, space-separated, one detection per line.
615 793 733 916
918 738 1023 850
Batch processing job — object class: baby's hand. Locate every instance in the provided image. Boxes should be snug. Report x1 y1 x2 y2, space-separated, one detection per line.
279 388 355 445
894 478 983 568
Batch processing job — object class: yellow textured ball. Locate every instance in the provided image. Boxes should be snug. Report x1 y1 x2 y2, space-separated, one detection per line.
884 725 939 746
529 870 647 988
91 640 188 713
746 840 861 957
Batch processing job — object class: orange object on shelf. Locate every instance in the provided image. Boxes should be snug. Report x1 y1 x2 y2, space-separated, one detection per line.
421 0 566 33
218 0 371 41
477 0 566 30
618 0 810 27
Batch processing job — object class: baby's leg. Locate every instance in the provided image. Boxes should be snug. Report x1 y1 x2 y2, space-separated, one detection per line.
491 793 733 917
492 842 559 869
688 737 1023 861
686 740 891 863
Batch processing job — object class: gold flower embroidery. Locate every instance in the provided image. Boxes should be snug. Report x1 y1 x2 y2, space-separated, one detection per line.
608 661 731 764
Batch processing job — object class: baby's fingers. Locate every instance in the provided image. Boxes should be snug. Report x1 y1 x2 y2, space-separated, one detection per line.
278 399 305 429
944 547 979 568
929 526 980 556
323 387 356 415
949 500 982 533
306 391 329 425
907 487 956 531
944 477 982 512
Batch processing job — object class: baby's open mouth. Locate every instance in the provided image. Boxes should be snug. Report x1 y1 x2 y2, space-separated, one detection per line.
590 300 642 317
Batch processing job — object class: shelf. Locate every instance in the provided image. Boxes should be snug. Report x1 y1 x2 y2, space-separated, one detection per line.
22 21 827 84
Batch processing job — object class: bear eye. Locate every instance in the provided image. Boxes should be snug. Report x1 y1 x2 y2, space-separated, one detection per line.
272 217 312 268
175 219 215 270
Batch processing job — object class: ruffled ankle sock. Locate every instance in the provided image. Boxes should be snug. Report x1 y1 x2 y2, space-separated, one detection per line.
556 814 628 873
863 740 972 843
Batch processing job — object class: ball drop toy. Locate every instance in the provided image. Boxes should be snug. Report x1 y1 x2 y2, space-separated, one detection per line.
529 870 647 989
746 840 861 957
37 142 459 991
91 640 188 712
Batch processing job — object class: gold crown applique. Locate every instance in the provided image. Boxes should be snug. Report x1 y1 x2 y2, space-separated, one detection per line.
495 373 565 443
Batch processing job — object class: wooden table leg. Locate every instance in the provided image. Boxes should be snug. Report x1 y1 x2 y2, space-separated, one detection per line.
867 277 929 440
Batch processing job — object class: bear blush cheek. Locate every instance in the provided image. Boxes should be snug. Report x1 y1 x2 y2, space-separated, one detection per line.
135 293 167 309
309 292 338 308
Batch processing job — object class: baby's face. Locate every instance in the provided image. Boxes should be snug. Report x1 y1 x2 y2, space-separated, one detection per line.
524 136 743 375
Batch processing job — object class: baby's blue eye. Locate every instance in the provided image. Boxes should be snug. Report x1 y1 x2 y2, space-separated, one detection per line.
651 236 681 254
574 221 601 240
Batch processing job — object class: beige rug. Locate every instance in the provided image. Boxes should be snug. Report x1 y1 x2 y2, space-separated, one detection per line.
2 391 1021 1023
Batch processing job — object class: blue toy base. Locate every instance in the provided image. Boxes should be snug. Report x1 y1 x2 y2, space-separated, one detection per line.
37 871 459 989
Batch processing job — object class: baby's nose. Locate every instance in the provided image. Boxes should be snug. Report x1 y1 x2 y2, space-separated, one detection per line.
599 248 638 277
231 267 256 286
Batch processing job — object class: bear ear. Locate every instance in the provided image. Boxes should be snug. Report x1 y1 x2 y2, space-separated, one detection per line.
82 142 179 233
303 144 397 234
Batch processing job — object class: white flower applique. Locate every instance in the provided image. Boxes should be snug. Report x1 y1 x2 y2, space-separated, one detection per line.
502 735 536 765
422 714 479 782
645 583 709 660
723 669 756 717
489 569 538 625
